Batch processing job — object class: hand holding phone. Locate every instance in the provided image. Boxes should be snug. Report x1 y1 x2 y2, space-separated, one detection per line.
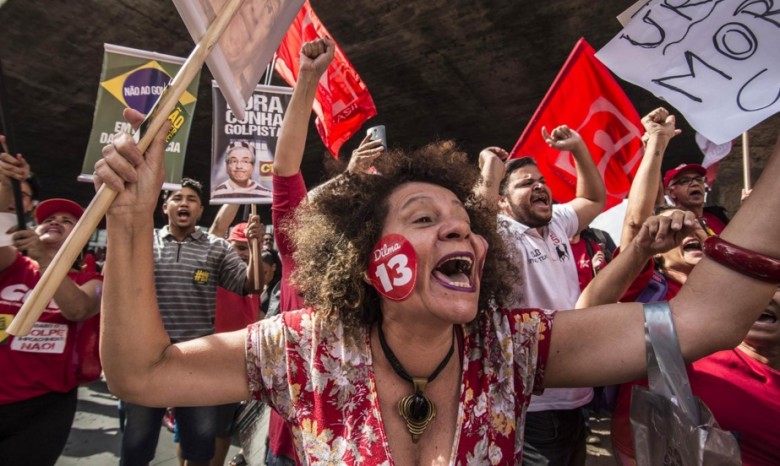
348 127 385 175
367 125 387 150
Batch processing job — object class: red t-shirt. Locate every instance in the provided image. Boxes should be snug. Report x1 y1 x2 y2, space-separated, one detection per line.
689 348 780 466
214 287 260 333
0 254 102 404
569 239 607 292
619 256 682 304
702 211 726 235
610 252 779 465
612 347 780 465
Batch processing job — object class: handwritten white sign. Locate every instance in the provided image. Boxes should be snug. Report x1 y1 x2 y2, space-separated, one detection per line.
597 0 780 144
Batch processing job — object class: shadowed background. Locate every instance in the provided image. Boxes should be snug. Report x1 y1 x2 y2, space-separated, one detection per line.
0 0 776 227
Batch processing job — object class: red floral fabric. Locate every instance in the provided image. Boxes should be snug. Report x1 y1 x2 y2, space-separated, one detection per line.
246 306 555 465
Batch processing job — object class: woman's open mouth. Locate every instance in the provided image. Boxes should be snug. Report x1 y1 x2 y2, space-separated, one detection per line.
682 238 702 253
432 253 475 292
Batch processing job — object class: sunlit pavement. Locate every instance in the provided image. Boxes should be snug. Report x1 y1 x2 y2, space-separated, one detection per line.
56 378 250 465
57 377 609 465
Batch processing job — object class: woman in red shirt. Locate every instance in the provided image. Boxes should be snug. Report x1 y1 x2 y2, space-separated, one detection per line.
0 197 102 466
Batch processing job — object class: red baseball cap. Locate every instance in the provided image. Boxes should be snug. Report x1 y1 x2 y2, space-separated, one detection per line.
228 222 248 243
663 163 706 188
35 198 84 224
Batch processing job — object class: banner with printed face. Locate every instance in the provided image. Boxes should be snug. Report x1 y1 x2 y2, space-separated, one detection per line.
597 0 780 145
210 82 292 204
80 44 200 190
509 39 644 209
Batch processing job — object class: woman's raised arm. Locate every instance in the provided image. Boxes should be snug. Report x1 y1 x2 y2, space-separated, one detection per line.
546 131 780 389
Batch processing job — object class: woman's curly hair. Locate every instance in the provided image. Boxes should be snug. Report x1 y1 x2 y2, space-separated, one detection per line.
284 141 519 331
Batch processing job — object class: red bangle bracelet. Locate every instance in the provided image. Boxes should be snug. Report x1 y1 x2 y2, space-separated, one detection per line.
702 236 780 283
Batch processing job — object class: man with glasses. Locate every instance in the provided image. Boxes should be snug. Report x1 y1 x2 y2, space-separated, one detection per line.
213 141 271 199
664 163 728 234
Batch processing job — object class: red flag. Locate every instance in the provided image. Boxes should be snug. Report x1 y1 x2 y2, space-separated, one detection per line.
509 38 643 209
274 1 377 157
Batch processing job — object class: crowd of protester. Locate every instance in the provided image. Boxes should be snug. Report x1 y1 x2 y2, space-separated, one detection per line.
0 36 778 466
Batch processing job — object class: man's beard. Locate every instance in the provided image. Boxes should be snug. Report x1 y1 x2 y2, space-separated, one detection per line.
507 202 551 228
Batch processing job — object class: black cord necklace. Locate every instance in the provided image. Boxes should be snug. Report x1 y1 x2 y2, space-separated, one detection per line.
377 322 455 443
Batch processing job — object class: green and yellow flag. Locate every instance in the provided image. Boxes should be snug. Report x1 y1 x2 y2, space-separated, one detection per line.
80 44 201 189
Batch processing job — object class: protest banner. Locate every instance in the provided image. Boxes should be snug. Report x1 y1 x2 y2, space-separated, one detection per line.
598 0 780 145
79 44 200 190
210 82 292 204
510 39 644 209
174 0 305 120
274 0 377 157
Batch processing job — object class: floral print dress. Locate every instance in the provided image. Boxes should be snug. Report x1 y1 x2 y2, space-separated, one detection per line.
246 307 554 465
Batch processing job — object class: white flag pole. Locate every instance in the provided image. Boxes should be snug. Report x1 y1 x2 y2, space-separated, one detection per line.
742 132 752 192
264 57 277 86
8 0 246 336
250 204 260 291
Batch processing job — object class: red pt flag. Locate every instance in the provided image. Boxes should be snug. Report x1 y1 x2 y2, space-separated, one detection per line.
510 38 643 209
275 0 377 157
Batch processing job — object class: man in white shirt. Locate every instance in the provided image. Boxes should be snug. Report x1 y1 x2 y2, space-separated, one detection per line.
479 125 606 466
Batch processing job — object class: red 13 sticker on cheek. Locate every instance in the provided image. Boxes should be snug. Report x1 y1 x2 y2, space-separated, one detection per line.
368 234 418 301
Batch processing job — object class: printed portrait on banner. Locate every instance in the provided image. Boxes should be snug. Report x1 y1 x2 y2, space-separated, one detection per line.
210 83 293 204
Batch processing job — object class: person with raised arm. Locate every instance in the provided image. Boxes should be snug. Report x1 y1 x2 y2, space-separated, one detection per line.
117 177 263 466
263 38 385 465
620 107 680 251
0 198 102 466
261 36 335 466
95 39 780 465
477 127 606 465
574 108 767 465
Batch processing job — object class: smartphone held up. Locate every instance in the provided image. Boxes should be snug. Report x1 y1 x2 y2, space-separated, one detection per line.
367 125 386 150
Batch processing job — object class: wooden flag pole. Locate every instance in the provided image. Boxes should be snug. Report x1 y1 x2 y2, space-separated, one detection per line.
250 204 260 291
8 0 246 336
742 131 752 192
